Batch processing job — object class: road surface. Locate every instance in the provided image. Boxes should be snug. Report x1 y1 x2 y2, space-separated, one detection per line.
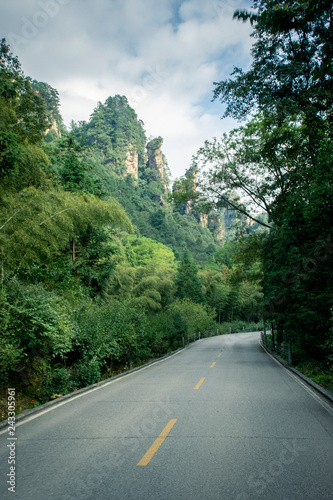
1 332 333 499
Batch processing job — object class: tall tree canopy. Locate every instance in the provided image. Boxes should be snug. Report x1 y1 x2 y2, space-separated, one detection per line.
214 0 333 129
175 248 206 304
195 0 333 360
0 39 51 186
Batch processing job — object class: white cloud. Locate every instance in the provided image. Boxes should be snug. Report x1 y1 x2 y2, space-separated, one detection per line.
1 0 253 179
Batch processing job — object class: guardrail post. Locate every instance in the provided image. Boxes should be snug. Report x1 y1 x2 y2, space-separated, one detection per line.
263 332 267 347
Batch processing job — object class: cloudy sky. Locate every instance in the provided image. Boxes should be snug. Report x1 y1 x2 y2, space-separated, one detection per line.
1 0 253 180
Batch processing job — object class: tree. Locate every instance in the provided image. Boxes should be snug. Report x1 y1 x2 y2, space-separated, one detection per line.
0 39 50 147
0 39 51 187
207 0 333 227
214 1 333 147
0 188 133 277
193 115 308 228
131 263 176 311
175 248 206 303
199 268 230 322
0 279 75 385
167 299 216 337
31 80 65 135
197 0 333 360
123 234 175 267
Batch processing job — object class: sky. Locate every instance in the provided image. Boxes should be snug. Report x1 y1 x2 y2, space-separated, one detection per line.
0 0 253 180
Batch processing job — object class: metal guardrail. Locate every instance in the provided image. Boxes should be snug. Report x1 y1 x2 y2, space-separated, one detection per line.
182 331 203 347
261 331 292 366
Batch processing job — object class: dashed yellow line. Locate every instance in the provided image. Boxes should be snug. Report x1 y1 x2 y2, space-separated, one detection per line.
218 353 222 358
210 362 216 368
194 377 205 390
137 419 177 466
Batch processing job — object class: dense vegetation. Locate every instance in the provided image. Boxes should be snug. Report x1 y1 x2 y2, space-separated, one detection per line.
2 0 331 409
0 38 262 407
187 0 333 368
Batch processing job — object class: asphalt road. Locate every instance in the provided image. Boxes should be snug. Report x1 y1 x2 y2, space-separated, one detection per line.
1 332 333 500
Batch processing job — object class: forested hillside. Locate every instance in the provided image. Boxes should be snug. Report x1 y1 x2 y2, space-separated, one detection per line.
67 94 229 264
1 0 332 412
0 38 263 411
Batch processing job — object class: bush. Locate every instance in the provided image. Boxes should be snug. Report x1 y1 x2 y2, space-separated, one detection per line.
72 359 102 387
144 311 177 354
0 279 75 384
167 299 216 337
73 298 149 370
44 366 74 397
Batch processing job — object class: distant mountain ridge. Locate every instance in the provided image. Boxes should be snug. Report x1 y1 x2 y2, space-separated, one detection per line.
43 91 260 263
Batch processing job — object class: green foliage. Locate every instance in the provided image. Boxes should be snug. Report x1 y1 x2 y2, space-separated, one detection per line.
175 248 206 303
211 242 237 269
106 263 135 301
262 192 333 358
108 261 176 311
144 311 177 354
167 299 216 337
44 366 74 396
123 234 175 267
73 298 149 369
131 264 176 311
199 268 231 322
72 95 147 176
206 0 333 360
147 136 163 150
0 42 266 407
0 285 24 383
31 80 65 135
74 226 123 297
69 95 221 265
0 187 132 275
0 279 75 384
0 39 50 147
214 1 333 129
72 359 102 387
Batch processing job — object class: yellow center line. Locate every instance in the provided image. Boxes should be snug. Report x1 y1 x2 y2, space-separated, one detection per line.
210 362 216 368
137 419 177 466
194 377 205 390
218 353 222 358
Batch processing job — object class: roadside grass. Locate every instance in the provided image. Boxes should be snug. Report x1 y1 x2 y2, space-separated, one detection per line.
294 361 333 394
262 335 333 394
0 387 39 422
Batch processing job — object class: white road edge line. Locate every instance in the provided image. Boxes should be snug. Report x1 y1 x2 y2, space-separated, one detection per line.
0 347 186 434
263 345 333 417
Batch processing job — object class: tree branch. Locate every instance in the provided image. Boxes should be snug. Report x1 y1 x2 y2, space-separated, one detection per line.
0 211 20 231
39 208 72 226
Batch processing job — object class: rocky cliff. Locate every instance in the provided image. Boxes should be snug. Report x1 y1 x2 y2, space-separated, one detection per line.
146 137 169 195
125 146 139 179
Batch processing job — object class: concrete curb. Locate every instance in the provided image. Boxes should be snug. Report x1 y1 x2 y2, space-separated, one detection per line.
0 344 192 429
260 339 333 404
0 337 206 429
